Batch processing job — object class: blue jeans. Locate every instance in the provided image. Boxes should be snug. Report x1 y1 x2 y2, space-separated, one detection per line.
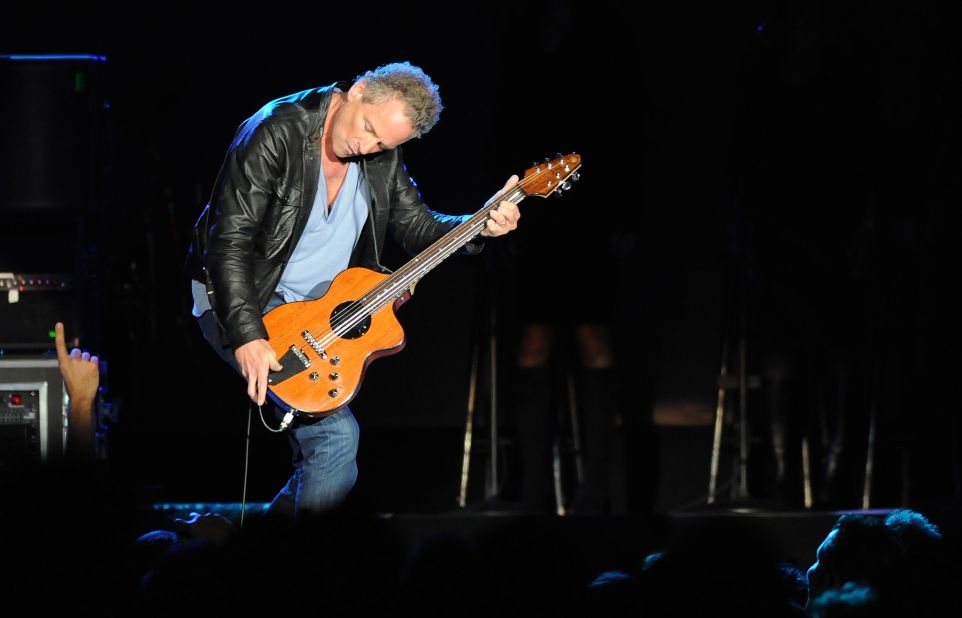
267 409 360 517
197 304 360 517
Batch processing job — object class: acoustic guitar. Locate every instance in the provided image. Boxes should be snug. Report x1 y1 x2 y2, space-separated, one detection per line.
264 153 582 417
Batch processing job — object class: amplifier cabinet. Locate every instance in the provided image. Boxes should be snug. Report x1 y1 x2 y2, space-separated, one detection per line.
0 357 66 469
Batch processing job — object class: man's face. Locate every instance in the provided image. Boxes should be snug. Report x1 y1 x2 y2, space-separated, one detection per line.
806 529 837 606
328 81 417 158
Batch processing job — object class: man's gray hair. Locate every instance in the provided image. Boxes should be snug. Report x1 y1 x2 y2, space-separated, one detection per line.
357 61 443 137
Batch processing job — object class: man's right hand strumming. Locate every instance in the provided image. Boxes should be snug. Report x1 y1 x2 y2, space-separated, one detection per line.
234 339 283 406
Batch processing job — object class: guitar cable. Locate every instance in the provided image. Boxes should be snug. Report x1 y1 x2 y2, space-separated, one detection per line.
240 404 252 528
258 404 295 433
240 403 295 528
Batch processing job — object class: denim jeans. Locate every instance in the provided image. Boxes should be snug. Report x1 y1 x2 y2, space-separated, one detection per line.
197 303 360 517
267 408 359 517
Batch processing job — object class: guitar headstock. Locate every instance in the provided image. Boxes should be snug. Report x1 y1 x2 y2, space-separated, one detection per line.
521 153 582 198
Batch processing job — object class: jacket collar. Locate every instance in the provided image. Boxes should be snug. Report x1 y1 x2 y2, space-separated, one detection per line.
304 81 351 150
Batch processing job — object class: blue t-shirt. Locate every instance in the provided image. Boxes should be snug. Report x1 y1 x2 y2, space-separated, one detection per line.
192 161 369 316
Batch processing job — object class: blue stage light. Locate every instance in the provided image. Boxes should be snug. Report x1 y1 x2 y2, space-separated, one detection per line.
1 54 107 61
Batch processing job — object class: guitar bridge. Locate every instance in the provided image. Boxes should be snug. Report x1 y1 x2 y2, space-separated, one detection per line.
267 345 312 386
290 345 312 368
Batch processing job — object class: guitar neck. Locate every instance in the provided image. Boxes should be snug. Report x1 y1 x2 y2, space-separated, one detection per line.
355 153 581 312
376 185 530 302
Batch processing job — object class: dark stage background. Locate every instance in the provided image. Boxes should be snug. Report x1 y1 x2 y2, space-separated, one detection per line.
1 1 959 514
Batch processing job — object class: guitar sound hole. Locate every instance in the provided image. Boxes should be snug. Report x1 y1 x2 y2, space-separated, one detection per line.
331 301 371 340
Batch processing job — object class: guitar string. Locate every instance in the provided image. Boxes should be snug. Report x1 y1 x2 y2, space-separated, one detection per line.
295 182 529 351
299 162 577 358
307 160 579 345
307 182 528 346
286 160 579 371
317 185 526 331
291 187 525 362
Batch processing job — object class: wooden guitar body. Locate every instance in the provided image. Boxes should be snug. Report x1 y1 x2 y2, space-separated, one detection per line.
263 267 410 417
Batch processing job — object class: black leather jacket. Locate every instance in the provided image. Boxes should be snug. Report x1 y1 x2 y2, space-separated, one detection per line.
184 82 481 350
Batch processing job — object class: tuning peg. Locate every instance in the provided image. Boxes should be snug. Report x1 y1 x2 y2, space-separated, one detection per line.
562 181 571 190
571 172 580 181
552 191 563 198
